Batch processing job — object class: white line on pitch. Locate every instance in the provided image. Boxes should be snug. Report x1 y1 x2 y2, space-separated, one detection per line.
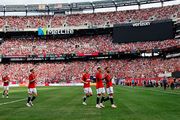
0 98 26 106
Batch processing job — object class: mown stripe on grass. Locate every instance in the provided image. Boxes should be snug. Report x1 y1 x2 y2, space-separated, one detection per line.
120 86 180 95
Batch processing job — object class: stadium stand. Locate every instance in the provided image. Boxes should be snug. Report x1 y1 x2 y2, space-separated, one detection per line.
0 4 179 29
0 3 179 85
0 58 179 84
0 36 179 56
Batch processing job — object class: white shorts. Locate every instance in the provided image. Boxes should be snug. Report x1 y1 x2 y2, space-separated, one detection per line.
3 86 9 91
84 87 93 94
28 88 37 95
96 87 106 94
106 87 114 94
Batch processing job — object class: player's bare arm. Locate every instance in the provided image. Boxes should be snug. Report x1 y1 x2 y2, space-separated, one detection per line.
81 80 88 84
29 79 36 83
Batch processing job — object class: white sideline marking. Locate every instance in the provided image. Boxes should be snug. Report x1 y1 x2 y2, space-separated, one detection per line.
0 98 26 106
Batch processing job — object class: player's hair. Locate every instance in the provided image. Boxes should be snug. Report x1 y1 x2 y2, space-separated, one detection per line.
30 69 34 72
104 67 109 70
97 66 101 70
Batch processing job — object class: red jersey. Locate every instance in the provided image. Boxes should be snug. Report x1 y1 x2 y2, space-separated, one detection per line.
28 73 36 88
82 73 91 88
2 76 10 86
96 72 104 89
104 73 113 88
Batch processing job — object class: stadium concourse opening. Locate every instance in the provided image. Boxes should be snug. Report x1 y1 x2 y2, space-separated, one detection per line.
0 0 180 120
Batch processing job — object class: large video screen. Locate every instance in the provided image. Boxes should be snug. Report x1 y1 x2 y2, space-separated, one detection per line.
113 19 174 43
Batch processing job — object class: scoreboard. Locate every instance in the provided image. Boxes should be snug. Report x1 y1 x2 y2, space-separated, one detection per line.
113 19 174 43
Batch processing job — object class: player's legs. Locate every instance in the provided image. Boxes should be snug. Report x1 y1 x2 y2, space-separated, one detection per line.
3 86 9 98
89 87 93 96
108 87 117 108
164 83 166 90
6 86 9 98
99 88 106 108
30 88 38 104
109 94 116 108
5 90 9 98
109 93 114 105
2 90 5 98
83 89 87 104
27 89 33 107
96 88 102 108
2 87 5 98
83 95 87 105
100 87 106 103
27 88 37 107
103 87 111 102
83 87 93 105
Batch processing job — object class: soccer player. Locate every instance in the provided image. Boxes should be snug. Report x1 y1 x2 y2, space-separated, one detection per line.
2 73 10 98
95 66 106 108
168 77 174 90
26 69 38 107
162 76 167 90
81 69 93 105
104 67 117 108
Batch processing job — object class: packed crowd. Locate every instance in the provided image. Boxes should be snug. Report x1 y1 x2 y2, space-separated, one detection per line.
0 5 179 85
0 58 179 84
0 35 179 56
0 5 179 29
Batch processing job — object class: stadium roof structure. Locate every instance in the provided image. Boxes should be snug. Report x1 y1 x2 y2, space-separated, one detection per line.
0 0 176 15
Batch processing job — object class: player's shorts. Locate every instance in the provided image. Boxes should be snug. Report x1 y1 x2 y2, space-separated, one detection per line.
28 88 37 95
96 87 106 94
3 86 9 91
106 86 114 94
84 87 93 94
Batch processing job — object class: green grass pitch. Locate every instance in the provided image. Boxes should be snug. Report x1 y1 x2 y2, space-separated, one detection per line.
0 86 180 120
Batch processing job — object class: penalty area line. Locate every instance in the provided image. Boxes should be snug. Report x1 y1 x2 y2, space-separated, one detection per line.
0 98 26 106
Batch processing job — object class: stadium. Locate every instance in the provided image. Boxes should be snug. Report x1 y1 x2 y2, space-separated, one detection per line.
0 0 180 120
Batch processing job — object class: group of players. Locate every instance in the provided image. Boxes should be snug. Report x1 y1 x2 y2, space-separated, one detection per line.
81 66 117 108
1 66 116 108
1 68 38 107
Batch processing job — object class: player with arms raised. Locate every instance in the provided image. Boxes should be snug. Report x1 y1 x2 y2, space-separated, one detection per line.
26 69 38 107
104 67 117 108
81 69 93 105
